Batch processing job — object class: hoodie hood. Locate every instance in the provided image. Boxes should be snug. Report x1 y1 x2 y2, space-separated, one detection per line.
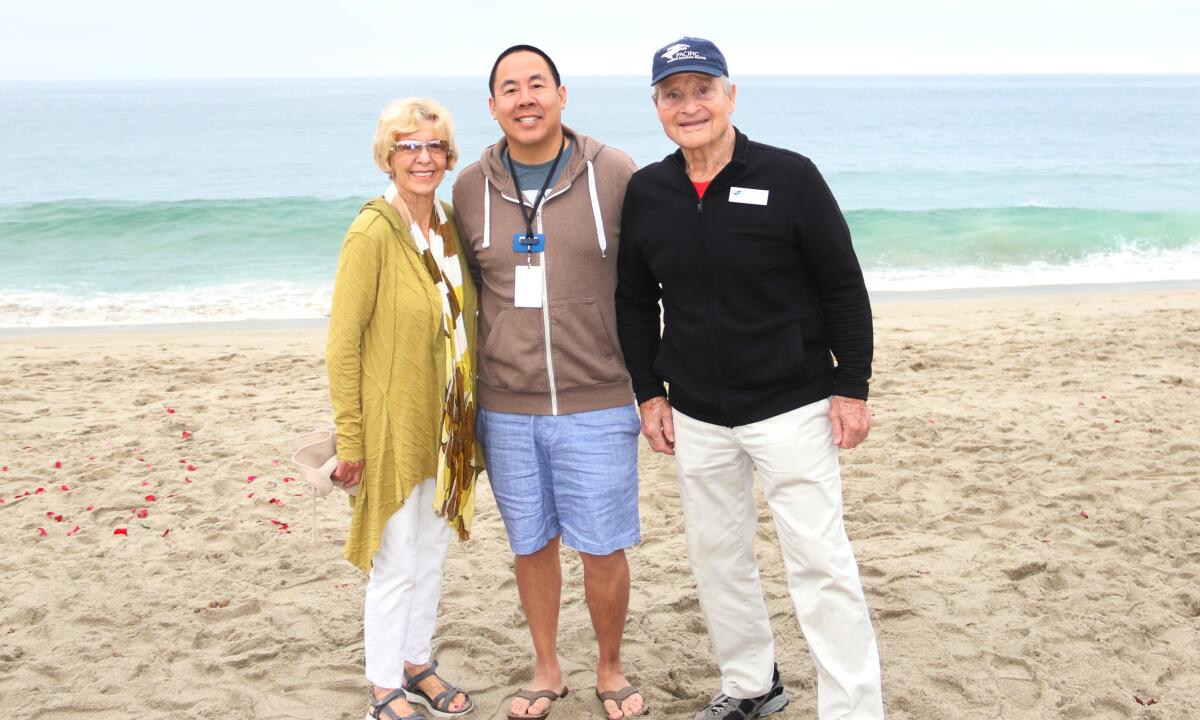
471 126 613 256
477 125 606 199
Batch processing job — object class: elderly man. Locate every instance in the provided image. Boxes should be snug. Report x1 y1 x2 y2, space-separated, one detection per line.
615 37 885 720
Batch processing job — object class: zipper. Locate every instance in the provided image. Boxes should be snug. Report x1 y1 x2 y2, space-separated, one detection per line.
496 180 573 416
537 205 558 415
696 194 730 426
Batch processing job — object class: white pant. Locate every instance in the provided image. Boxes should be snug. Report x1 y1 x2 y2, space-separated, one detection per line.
672 398 884 719
364 478 451 689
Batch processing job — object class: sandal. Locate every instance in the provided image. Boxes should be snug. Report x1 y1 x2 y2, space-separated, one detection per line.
403 659 476 718
507 686 569 720
366 687 423 720
596 685 649 718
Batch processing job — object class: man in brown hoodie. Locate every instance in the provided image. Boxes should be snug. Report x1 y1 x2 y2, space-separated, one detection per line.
451 45 646 720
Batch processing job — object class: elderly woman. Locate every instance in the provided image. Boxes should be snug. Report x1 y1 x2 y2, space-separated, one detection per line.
327 97 482 720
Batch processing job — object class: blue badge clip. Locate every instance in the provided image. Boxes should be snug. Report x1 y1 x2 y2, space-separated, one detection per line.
513 233 545 253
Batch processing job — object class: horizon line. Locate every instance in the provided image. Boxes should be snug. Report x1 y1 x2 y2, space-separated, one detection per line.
2 71 1200 84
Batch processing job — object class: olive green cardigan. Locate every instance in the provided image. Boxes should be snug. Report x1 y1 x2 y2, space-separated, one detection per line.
327 197 479 573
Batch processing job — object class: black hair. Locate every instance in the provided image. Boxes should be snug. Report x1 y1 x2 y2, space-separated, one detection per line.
488 44 562 97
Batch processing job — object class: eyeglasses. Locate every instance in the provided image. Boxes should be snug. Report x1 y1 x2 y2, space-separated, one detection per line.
391 139 452 157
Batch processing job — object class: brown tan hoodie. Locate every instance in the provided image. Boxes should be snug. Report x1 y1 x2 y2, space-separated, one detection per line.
451 126 636 415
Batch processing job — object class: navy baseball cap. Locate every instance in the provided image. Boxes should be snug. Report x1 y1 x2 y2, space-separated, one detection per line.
651 37 728 85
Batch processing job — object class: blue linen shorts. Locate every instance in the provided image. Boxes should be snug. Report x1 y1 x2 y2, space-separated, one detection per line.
477 404 642 556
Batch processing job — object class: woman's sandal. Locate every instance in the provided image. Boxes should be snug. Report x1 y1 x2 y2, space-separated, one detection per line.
366 687 423 720
403 659 476 718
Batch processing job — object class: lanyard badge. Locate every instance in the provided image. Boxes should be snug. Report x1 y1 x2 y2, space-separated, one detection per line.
506 135 566 261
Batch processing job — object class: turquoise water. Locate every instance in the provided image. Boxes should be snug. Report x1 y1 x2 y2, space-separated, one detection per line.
1 76 1198 326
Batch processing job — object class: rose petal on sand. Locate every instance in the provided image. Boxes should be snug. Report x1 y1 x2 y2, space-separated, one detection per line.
35 487 45 494
133 508 149 519
144 495 156 502
1 466 8 472
186 464 196 471
37 528 47 537
282 476 295 483
60 484 70 492
246 492 254 499
53 514 63 522
67 526 81 537
1080 510 1090 519
181 431 192 439
268 497 284 505
86 505 95 511
166 408 176 414
179 458 187 464
162 528 171 537
184 477 192 484
113 528 128 536
246 475 256 484
53 460 62 469
141 480 151 487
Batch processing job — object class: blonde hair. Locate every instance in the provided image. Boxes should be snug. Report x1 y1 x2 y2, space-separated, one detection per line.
372 97 458 174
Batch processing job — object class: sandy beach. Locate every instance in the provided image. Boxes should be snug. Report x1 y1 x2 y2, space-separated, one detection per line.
1 287 1197 720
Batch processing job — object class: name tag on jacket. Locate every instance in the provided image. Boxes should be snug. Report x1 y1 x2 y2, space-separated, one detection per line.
729 187 769 205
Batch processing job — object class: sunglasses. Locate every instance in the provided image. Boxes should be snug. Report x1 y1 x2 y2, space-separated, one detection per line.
391 139 452 157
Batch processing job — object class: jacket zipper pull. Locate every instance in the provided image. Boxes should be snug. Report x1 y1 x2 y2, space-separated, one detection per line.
697 199 703 213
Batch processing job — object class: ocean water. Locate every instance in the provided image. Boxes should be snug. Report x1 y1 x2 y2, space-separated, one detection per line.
1 75 1198 327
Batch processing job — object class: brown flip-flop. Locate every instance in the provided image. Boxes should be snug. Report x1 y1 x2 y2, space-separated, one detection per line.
595 685 649 718
507 687 569 720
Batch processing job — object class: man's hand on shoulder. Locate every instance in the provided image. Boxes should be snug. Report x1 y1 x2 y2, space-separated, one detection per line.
638 396 676 455
829 395 871 449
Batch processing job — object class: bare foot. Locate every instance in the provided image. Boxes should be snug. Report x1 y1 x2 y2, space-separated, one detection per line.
404 661 470 714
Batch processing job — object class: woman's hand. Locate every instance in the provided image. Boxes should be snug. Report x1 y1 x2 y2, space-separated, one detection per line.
332 459 365 488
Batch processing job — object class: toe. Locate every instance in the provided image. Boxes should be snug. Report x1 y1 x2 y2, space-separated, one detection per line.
603 699 623 720
622 692 645 717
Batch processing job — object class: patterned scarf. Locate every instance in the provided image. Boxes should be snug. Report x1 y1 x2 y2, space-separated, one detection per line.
408 200 480 539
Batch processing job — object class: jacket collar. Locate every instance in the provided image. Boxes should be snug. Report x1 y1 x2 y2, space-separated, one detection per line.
669 126 748 185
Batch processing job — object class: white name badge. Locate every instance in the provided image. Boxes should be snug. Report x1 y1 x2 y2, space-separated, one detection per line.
729 187 769 206
514 265 544 308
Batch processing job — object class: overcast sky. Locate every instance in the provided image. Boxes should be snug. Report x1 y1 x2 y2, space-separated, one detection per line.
2 0 1198 81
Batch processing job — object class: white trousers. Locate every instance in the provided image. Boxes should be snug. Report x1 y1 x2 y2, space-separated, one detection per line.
363 478 451 689
672 398 884 720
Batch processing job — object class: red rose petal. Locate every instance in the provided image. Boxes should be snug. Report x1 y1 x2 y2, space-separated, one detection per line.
187 464 196 471
162 528 171 537
268 497 284 505
144 494 156 502
53 460 62 469
54 514 63 522
246 492 255 499
133 508 149 519
1 465 8 471
181 431 192 439
184 477 193 484
246 475 256 483
141 481 151 487
282 476 295 483
113 528 128 536
166 408 176 414
59 484 70 492
67 526 81 537
86 505 95 511
38 528 47 537
1080 510 1089 519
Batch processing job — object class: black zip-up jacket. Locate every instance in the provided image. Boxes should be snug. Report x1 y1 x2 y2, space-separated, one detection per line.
615 128 872 427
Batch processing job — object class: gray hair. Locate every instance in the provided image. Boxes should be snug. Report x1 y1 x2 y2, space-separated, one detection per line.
650 74 733 103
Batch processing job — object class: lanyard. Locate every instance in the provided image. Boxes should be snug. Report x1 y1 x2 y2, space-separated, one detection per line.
505 134 567 243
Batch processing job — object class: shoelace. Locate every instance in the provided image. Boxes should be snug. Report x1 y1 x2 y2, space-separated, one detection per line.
706 694 733 716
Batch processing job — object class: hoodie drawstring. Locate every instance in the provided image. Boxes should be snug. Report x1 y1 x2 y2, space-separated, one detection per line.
482 175 491 249
585 159 608 258
480 159 607 257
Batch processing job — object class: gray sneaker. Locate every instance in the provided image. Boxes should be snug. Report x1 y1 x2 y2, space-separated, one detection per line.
694 664 788 720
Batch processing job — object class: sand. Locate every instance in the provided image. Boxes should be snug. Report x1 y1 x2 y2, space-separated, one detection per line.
1 288 1197 720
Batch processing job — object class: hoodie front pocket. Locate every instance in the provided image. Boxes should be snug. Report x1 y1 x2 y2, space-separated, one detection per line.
479 304 549 392
548 298 627 390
